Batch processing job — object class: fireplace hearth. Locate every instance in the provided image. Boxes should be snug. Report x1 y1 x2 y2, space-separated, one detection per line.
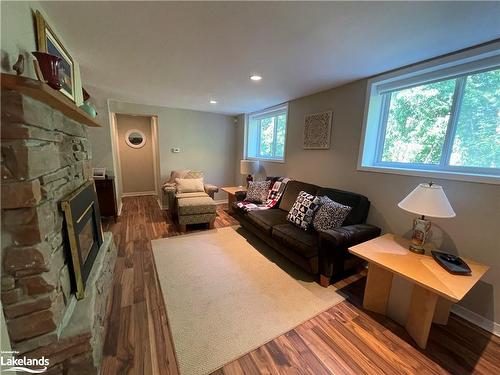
61 181 103 300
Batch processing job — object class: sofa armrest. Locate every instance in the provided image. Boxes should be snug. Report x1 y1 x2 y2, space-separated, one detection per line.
204 184 219 198
319 224 381 251
235 190 247 202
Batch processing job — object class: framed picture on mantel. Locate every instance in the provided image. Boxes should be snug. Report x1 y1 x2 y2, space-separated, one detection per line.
35 10 75 102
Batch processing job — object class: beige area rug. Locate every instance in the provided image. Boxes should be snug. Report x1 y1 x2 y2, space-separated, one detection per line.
152 226 344 375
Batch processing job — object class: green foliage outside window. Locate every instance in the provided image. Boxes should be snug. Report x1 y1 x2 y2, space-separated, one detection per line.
382 79 456 164
450 70 500 168
381 68 499 170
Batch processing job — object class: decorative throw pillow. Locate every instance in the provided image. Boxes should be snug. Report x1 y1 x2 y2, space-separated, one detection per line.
175 178 205 193
246 180 271 203
313 196 352 232
287 191 321 230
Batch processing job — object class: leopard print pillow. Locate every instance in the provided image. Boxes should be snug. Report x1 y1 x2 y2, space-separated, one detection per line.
246 180 271 203
312 196 352 231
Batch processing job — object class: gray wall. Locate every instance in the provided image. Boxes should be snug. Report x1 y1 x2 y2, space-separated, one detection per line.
236 79 500 325
103 100 237 203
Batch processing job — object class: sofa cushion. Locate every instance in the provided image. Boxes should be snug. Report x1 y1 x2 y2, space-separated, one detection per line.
272 223 319 258
279 181 319 212
246 209 288 235
316 187 370 225
286 191 321 230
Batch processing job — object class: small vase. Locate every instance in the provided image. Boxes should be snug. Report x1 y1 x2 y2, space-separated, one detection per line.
79 101 97 118
32 52 62 90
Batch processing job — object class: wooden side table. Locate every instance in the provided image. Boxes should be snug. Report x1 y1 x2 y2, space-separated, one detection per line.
349 234 489 349
94 176 118 221
221 186 246 213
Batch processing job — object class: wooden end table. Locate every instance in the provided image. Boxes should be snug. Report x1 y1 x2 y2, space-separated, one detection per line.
349 233 489 349
221 186 246 214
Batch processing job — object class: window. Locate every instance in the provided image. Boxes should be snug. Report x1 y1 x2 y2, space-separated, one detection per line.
359 44 500 183
246 104 288 161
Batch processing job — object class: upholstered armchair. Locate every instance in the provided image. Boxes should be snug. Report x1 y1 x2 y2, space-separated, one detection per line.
163 170 218 212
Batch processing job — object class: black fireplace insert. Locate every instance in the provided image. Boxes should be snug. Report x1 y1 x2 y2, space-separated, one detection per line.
61 181 103 299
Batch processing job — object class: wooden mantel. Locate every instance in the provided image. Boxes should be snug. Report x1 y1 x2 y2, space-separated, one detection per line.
1 73 101 128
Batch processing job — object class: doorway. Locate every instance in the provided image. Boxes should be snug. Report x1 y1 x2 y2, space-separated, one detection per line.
113 114 160 202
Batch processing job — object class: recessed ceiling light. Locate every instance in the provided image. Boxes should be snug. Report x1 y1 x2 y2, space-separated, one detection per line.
209 100 217 104
250 75 262 81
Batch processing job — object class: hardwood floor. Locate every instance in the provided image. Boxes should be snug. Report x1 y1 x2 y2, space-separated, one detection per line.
101 196 500 375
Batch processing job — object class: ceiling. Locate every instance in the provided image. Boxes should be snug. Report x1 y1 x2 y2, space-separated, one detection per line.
41 1 500 115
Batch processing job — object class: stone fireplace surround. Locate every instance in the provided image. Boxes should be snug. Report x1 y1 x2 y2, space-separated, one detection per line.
1 90 116 374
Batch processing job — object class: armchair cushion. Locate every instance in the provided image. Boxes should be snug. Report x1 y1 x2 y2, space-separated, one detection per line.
175 192 208 199
319 224 381 250
168 169 190 183
175 177 205 193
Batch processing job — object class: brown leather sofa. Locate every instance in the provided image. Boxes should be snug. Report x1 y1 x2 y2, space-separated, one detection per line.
232 180 381 287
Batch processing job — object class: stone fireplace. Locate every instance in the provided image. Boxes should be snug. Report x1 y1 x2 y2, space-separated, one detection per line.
1 85 116 374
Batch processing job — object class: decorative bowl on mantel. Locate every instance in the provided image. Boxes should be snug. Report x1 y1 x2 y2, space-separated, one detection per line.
32 51 63 90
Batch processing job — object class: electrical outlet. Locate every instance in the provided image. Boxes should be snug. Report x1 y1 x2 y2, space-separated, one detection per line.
171 148 180 153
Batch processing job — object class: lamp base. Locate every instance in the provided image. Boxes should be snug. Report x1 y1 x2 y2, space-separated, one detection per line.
246 174 253 187
409 217 431 254
409 244 425 254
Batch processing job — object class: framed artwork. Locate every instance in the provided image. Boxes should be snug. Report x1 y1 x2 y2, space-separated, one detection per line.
303 110 333 149
35 10 75 102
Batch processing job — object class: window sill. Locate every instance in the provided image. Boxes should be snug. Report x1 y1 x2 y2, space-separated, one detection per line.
247 157 286 164
357 164 500 185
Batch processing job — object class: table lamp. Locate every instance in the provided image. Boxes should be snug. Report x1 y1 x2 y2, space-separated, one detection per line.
240 160 259 187
398 182 455 254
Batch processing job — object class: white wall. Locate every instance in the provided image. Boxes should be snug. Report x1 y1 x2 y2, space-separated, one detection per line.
236 79 500 325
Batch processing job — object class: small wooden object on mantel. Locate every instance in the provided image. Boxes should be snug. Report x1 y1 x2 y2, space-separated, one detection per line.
12 55 25 76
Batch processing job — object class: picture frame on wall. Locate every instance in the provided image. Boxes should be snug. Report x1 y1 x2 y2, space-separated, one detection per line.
303 110 333 149
35 10 75 102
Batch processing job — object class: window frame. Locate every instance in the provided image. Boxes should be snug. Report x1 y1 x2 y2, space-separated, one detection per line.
358 42 500 185
246 103 289 162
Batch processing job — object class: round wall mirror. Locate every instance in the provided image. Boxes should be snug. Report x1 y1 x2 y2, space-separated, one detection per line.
125 129 146 149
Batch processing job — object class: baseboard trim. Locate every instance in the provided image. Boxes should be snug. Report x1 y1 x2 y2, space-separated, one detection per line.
451 304 500 337
122 191 157 197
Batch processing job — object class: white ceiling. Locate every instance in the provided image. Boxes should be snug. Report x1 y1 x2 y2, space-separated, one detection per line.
41 1 500 115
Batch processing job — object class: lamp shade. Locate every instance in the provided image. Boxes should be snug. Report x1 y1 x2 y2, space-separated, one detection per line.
398 183 456 218
240 160 259 175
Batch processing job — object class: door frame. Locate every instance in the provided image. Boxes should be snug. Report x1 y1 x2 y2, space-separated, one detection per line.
110 113 161 211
